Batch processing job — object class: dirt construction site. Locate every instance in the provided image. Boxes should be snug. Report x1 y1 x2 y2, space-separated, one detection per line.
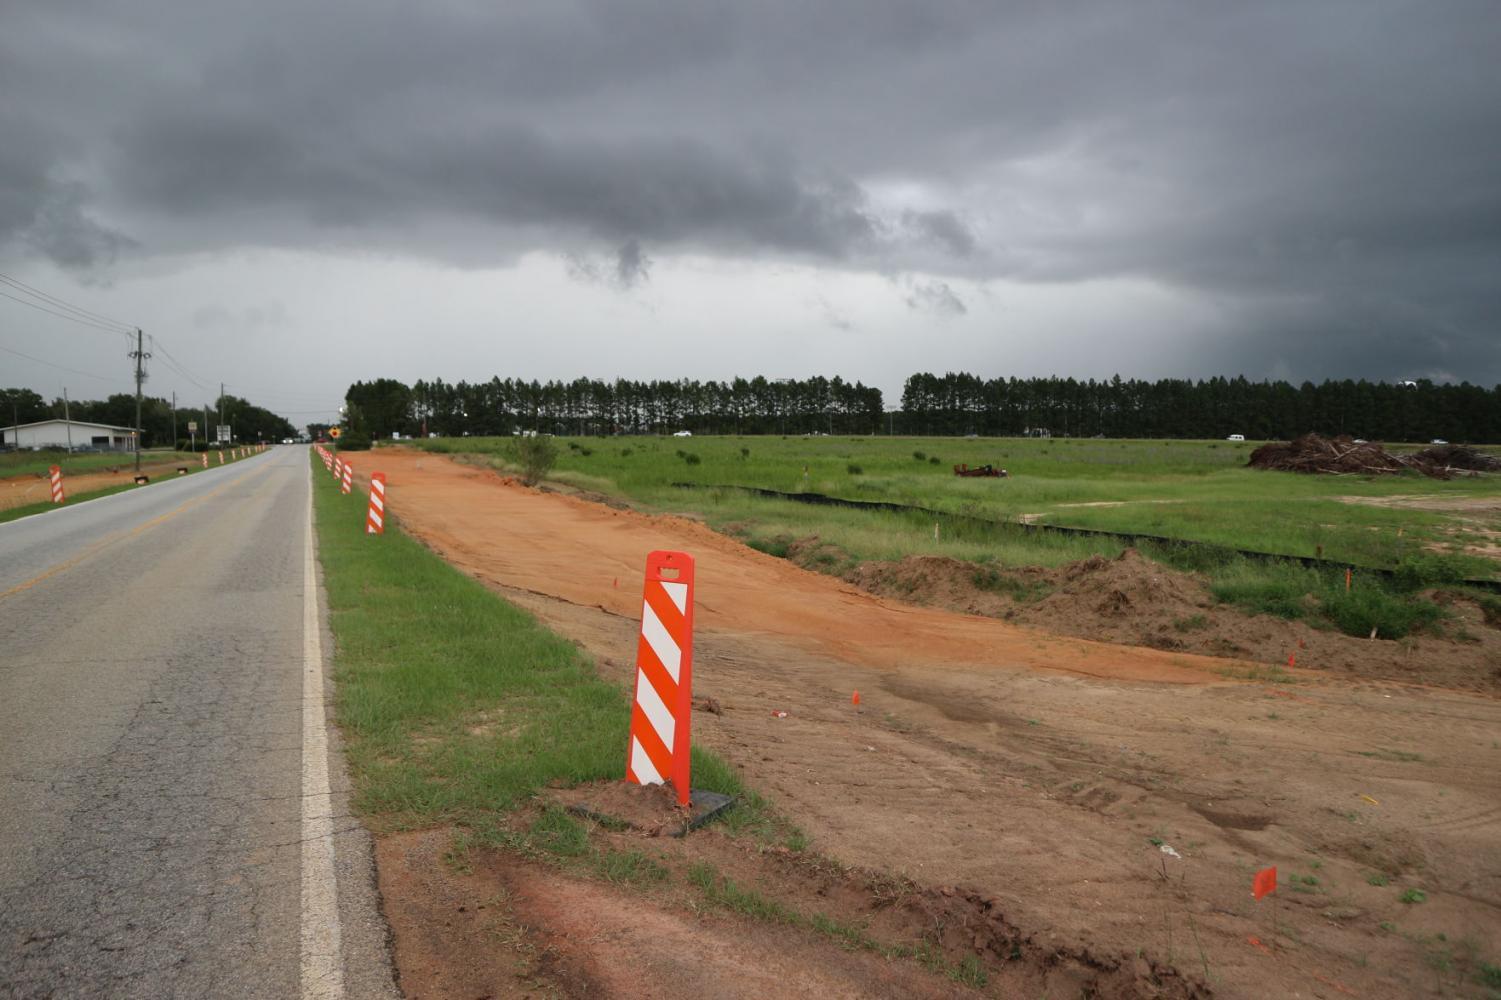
367 449 1500 999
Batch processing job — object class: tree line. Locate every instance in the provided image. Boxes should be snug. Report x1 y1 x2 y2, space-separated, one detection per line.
338 373 1501 443
0 387 296 449
344 376 887 440
898 373 1501 442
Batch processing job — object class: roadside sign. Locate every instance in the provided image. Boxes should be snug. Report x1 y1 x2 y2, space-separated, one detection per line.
187 421 198 433
216 425 231 443
329 427 343 439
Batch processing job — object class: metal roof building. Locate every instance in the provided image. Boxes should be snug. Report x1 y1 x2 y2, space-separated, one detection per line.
1 419 136 451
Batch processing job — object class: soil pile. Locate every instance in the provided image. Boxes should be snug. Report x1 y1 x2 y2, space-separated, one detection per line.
1249 433 1501 479
1030 548 1211 624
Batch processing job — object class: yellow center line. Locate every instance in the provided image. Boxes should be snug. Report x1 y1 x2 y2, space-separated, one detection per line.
0 463 274 604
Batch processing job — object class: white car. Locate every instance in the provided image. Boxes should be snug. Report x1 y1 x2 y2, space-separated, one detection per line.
673 430 692 437
1431 438 1448 445
1226 434 1245 441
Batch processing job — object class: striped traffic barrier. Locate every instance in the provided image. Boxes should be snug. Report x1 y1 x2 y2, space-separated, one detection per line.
340 459 352 494
49 465 65 504
365 473 386 534
626 550 696 806
333 456 343 481
201 453 208 468
217 450 224 464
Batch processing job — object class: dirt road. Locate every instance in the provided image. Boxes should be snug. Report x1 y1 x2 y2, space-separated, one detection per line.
372 449 1501 999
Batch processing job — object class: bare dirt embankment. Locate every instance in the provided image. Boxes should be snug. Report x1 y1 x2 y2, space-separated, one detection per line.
0 457 199 511
363 449 1501 999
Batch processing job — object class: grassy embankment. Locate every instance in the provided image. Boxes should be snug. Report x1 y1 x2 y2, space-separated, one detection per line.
410 435 1501 640
311 453 791 866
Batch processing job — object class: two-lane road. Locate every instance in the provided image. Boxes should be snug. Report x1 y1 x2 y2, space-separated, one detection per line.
1 448 397 999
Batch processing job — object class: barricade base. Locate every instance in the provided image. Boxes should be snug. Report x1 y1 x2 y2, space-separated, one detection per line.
566 788 734 837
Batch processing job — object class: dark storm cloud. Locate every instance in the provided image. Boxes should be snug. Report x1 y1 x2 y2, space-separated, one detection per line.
2 0 1499 380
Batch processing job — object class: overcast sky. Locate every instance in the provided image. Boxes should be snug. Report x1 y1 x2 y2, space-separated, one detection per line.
3 1 1499 423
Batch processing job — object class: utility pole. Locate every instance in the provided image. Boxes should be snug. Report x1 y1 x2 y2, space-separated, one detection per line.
219 382 226 444
171 391 177 453
63 388 73 453
129 329 150 473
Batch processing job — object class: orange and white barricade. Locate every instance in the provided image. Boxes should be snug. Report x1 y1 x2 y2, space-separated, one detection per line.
333 456 343 481
365 473 386 534
49 465 65 504
201 453 208 468
340 459 352 494
626 551 696 806
217 450 224 464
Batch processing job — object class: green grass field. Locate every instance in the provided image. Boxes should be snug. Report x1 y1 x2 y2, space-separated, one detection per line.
408 434 1501 639
412 434 1500 575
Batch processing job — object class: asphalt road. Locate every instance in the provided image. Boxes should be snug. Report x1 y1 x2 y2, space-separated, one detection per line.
0 448 398 999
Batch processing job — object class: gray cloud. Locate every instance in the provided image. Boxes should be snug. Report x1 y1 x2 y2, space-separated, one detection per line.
903 278 967 318
0 0 1498 382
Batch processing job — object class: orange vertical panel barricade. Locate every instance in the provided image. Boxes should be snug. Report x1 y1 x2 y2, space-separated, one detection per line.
340 459 352 495
217 450 224 464
201 453 208 468
625 550 695 807
49 465 65 504
366 473 387 534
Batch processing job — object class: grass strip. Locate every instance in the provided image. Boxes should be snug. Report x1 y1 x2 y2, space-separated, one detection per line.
310 452 762 835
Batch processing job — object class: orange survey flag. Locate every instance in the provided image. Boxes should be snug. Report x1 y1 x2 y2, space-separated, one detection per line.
1253 866 1277 900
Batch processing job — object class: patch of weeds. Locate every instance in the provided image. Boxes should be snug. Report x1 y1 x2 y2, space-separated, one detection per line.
746 534 792 559
529 806 590 858
970 566 1050 602
1172 613 1210 633
912 451 926 461
928 456 941 465
739 447 750 459
1367 872 1391 887
592 849 669 886
1216 663 1296 684
619 448 633 457
847 463 863 475
1379 921 1396 933
784 830 810 852
1477 962 1501 989
1400 888 1428 904
682 452 702 465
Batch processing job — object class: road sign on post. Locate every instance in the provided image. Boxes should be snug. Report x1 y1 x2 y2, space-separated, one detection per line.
216 425 231 443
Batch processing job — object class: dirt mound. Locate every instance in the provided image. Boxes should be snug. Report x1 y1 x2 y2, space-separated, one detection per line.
1041 548 1211 622
823 542 1501 689
1249 433 1501 480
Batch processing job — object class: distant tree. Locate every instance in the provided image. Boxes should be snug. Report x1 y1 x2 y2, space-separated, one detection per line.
345 379 414 440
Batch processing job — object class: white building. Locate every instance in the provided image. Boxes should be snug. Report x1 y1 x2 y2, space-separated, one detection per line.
1 419 136 451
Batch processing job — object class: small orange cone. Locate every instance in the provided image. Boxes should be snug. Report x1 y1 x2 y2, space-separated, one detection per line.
852 690 861 708
1287 653 1296 668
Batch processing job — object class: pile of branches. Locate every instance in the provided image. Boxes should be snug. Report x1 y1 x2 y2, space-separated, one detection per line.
1409 443 1501 475
1248 434 1501 480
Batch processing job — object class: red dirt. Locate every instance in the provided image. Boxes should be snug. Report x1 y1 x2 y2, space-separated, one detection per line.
364 449 1501 999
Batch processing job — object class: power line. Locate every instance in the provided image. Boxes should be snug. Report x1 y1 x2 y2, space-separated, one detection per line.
148 335 212 391
0 287 136 336
0 342 121 383
0 272 136 332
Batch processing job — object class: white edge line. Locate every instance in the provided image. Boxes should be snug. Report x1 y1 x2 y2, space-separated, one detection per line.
302 456 345 999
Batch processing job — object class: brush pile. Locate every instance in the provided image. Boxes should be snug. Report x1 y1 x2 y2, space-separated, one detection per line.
1248 434 1500 480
